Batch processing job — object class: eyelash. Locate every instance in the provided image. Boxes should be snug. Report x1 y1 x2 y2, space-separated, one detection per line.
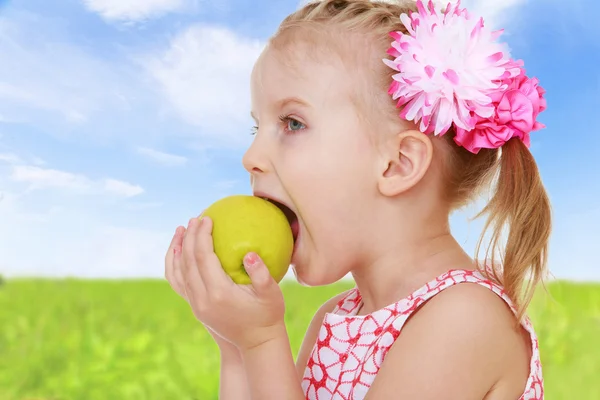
250 114 305 135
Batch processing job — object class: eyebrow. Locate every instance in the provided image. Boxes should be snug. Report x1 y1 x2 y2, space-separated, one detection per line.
250 96 311 121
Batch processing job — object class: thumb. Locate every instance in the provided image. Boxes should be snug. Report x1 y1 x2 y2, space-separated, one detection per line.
243 252 275 294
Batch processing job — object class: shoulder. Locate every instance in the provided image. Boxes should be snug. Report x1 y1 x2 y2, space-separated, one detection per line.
294 288 354 376
366 282 531 400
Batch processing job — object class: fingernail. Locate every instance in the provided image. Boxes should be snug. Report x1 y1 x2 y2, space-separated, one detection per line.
244 252 260 268
188 218 195 228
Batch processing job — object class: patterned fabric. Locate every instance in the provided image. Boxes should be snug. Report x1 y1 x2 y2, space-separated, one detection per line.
301 269 543 399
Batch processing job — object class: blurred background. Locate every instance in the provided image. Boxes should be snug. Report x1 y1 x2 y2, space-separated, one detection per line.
0 0 598 399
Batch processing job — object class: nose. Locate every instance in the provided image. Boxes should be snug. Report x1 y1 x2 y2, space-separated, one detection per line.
242 135 270 176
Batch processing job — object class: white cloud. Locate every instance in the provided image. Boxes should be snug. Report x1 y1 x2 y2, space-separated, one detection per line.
0 193 169 278
0 42 116 125
82 0 188 22
0 11 264 147
0 156 155 278
0 151 45 166
462 0 526 28
136 146 188 166
10 165 144 198
125 201 164 210
0 152 21 164
0 11 156 142
11 166 91 191
140 24 265 144
103 178 145 197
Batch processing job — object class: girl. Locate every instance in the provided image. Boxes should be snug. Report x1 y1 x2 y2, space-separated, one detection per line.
164 0 550 399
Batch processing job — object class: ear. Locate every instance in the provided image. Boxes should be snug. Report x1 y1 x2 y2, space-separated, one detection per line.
377 130 433 197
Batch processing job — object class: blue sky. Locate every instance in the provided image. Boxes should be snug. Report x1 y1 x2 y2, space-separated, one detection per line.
0 0 598 281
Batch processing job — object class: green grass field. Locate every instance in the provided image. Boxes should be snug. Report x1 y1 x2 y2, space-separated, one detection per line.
1 278 598 399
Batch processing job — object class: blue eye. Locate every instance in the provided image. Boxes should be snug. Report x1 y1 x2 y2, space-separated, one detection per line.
279 114 305 132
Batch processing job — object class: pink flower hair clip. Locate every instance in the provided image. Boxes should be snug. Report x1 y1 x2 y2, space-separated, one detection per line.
383 0 546 154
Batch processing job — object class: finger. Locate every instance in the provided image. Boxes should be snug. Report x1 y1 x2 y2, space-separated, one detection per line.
182 218 199 273
165 226 185 284
172 243 188 300
243 252 277 295
181 217 206 295
194 216 232 288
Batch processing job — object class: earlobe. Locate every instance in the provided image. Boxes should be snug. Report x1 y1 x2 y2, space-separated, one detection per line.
378 130 433 197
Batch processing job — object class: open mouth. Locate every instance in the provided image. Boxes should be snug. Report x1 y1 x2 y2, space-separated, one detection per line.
260 197 299 243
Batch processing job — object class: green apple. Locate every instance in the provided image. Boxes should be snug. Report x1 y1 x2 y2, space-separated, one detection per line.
200 195 294 285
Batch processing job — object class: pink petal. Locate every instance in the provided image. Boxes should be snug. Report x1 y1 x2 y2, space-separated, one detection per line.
400 14 415 35
424 93 432 107
427 0 437 15
470 17 484 39
403 95 427 121
412 16 421 30
382 58 399 71
425 65 435 78
443 2 452 18
417 0 427 17
422 114 431 129
487 52 504 64
490 29 504 40
386 47 400 57
443 69 460 85
389 31 403 41
453 0 465 17
388 80 400 96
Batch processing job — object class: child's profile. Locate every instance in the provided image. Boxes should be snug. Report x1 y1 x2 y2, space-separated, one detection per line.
164 1 549 399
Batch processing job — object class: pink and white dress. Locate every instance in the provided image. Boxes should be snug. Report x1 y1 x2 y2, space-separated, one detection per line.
301 269 543 399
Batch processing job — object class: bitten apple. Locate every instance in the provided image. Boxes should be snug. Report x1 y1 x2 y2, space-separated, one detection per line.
200 195 294 284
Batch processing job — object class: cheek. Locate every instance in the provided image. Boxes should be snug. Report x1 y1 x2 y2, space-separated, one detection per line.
303 203 365 263
281 136 375 248
290 151 374 239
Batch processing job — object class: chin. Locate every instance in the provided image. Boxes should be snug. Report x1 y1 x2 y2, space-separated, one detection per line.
291 262 345 287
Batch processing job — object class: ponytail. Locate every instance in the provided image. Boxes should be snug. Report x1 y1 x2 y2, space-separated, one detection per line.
474 138 552 320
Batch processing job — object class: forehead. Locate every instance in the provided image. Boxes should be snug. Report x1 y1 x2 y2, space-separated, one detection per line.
250 42 355 113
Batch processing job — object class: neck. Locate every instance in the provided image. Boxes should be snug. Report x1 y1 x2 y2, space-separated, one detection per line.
351 216 474 315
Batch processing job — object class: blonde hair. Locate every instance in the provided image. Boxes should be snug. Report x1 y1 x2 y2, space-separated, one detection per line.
270 0 552 320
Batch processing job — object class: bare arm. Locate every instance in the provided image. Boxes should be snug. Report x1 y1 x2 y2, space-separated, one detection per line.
165 228 251 399
240 323 305 399
218 345 251 399
364 284 530 400
237 290 351 400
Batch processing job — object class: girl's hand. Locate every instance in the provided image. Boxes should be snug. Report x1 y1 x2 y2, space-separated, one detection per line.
166 217 286 351
165 225 238 354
